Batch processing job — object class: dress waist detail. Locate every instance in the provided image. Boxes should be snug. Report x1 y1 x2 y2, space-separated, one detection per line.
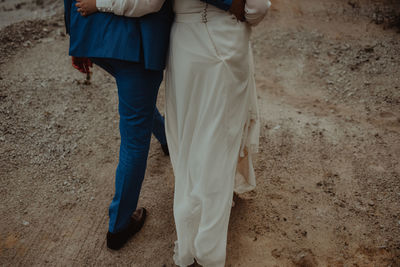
174 7 231 23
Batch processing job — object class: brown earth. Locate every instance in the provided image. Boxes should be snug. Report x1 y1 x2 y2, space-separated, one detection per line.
1 0 400 266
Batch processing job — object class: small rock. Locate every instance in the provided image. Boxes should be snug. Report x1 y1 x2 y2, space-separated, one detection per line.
22 220 29 226
348 0 359 8
272 125 281 131
364 46 374 53
23 41 32 47
57 29 66 37
41 37 55 43
341 44 351 50
271 249 281 258
327 80 334 85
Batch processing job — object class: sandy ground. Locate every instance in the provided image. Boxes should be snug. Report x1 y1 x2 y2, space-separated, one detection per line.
1 0 400 266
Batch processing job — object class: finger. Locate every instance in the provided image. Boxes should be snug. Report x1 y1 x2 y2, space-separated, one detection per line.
72 60 79 69
86 59 92 70
73 63 86 73
75 3 81 7
84 59 90 70
73 63 82 72
83 63 89 74
82 58 89 73
237 11 245 21
72 63 82 72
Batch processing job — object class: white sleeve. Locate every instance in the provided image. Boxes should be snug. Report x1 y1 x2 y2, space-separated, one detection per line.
96 0 165 17
245 0 271 26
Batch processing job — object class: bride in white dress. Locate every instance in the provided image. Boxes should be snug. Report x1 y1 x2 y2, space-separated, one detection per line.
166 1 269 266
75 0 270 265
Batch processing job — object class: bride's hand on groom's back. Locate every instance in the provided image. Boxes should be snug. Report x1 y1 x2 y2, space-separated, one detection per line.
229 0 246 22
75 0 98 17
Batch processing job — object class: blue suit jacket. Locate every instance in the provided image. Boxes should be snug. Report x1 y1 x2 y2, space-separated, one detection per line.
64 0 174 71
64 0 232 71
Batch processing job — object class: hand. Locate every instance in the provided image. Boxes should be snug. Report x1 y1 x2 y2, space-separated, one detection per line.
72 57 93 74
229 0 246 22
75 0 98 16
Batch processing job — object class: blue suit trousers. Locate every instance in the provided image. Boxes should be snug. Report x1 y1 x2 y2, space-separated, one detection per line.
91 58 166 233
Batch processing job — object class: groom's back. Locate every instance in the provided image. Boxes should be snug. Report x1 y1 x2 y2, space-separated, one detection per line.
64 0 173 71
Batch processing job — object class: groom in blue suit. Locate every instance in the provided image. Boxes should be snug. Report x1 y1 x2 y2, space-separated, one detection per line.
64 0 244 251
64 0 173 250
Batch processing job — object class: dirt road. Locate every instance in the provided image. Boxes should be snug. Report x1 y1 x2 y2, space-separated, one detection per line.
1 0 399 266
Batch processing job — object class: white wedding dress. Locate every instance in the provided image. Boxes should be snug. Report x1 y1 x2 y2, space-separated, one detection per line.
165 1 260 266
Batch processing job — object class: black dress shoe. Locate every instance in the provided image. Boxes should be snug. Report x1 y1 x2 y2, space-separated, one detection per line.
106 207 147 250
161 143 169 156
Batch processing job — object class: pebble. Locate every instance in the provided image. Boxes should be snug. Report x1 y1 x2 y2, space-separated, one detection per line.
22 220 29 226
41 37 55 43
23 41 32 47
57 29 66 37
272 125 281 131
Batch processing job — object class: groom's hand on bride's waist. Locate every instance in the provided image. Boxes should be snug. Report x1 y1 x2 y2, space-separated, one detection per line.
229 0 246 21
